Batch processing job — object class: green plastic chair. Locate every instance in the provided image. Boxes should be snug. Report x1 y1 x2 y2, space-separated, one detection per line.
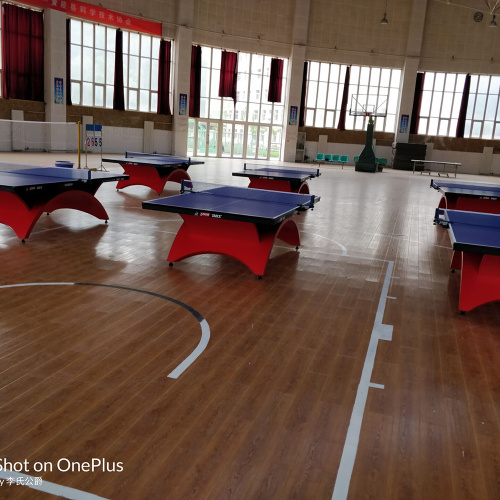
324 154 333 161
332 154 341 162
316 153 325 162
354 156 359 163
377 158 387 166
340 155 349 169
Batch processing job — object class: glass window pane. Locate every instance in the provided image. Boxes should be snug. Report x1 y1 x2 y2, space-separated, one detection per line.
469 75 478 93
354 115 364 130
239 52 250 73
201 47 211 68
233 124 244 157
270 126 282 159
441 92 453 118
211 69 220 98
438 119 449 136
260 104 272 123
485 95 498 121
212 48 221 70
451 93 462 119
141 35 151 58
434 73 445 91
418 117 428 134
325 111 335 128
384 114 396 133
95 49 105 84
307 81 317 108
129 56 139 88
252 54 263 74
345 114 354 129
250 74 262 102
380 68 391 87
262 76 270 102
349 66 359 85
128 89 137 110
222 99 235 120
258 126 269 159
210 99 221 119
428 117 439 135
82 47 93 82
71 45 81 80
106 52 115 85
490 76 500 95
246 125 257 157
309 62 319 81
478 75 489 93
474 94 486 119
151 59 159 91
107 28 116 52
391 70 401 88
152 38 160 59
317 82 327 108
106 86 113 108
314 109 325 127
464 119 472 137
494 123 500 139
236 73 249 102
151 92 158 112
71 82 81 105
305 109 314 126
140 59 150 89
444 73 456 92
482 121 494 139
430 91 442 117
199 97 208 118
319 63 329 81
449 119 458 134
200 68 210 97
370 67 380 86
82 23 93 47
129 33 140 56
387 88 399 115
471 121 481 137
82 82 93 106
327 83 338 109
360 67 370 85
423 72 434 91
139 90 149 112
71 20 82 44
272 105 283 124
235 102 247 121
248 103 260 122
122 31 129 54
330 64 340 82
263 57 272 77
95 25 105 50
95 85 104 107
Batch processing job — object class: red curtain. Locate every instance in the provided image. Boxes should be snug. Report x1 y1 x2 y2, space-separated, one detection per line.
410 72 425 134
219 50 238 103
268 58 284 102
1 3 44 101
113 29 125 110
299 62 308 127
337 66 351 130
189 45 201 118
456 74 471 138
66 18 72 106
157 40 171 115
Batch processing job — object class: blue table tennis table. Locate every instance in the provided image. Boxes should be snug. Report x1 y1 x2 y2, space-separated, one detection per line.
435 208 500 312
0 165 127 240
232 163 321 193
142 180 320 276
102 151 204 194
431 179 500 214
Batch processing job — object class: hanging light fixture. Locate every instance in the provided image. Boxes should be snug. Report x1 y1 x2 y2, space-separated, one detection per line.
380 0 389 25
489 14 498 27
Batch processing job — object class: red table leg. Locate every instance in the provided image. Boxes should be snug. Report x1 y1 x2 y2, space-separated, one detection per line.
0 190 109 240
457 252 500 312
455 197 500 214
248 178 292 192
167 215 300 276
117 164 190 194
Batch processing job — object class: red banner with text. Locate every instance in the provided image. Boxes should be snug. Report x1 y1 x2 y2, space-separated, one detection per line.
18 0 162 36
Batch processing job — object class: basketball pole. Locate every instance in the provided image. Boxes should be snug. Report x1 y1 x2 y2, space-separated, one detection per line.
77 121 81 169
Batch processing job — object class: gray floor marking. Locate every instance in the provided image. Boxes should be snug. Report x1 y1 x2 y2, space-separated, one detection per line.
331 260 394 500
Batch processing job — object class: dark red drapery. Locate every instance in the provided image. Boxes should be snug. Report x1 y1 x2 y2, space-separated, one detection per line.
1 3 44 101
268 58 284 103
456 73 471 138
66 18 72 106
219 50 238 103
410 72 425 134
113 29 125 111
337 66 351 131
299 61 308 127
157 39 171 115
189 45 201 118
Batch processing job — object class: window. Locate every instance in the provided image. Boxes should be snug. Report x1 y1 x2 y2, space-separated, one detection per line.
305 62 401 133
465 74 500 140
417 72 465 137
70 19 163 112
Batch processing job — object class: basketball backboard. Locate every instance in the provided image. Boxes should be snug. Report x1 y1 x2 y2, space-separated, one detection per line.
349 94 387 117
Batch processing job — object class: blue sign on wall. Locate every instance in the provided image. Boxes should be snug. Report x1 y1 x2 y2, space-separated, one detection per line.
54 78 63 104
179 93 188 115
400 114 409 134
289 105 298 126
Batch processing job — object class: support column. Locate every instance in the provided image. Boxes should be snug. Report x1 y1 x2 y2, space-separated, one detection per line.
43 9 67 151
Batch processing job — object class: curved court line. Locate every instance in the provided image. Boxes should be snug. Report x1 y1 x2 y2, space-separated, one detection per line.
0 282 209 379
0 470 108 500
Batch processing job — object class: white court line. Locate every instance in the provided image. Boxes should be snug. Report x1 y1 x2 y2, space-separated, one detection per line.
331 260 394 500
0 470 108 500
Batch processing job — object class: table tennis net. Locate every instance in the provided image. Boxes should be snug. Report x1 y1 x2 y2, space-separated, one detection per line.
181 180 316 207
126 151 191 162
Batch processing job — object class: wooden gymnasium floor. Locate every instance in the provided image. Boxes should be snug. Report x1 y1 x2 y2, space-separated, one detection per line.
0 153 499 500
